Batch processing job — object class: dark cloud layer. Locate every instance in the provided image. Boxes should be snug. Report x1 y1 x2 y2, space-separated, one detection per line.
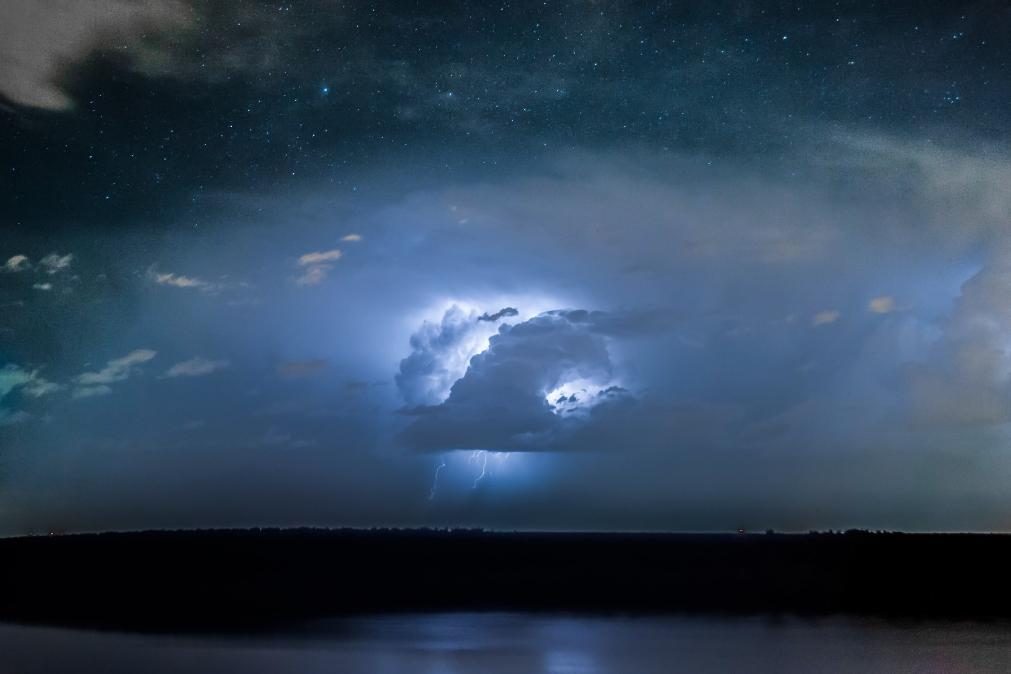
478 307 518 322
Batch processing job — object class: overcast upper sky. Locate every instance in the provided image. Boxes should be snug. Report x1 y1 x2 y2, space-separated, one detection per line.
1 0 1010 535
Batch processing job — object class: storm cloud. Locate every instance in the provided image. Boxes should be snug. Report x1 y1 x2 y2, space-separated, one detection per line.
2 1 1011 534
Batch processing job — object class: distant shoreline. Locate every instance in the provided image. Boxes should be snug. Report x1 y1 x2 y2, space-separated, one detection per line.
2 529 1010 632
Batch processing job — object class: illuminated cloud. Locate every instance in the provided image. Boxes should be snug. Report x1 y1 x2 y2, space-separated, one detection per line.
396 305 498 406
1 255 29 273
147 267 217 292
163 357 230 379
298 249 343 266
868 296 896 314
295 248 343 286
39 252 72 275
811 310 841 327
75 349 157 396
399 309 652 452
341 234 363 242
295 266 329 286
32 283 52 291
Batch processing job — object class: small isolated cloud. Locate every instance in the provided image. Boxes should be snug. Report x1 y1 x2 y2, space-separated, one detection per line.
39 252 72 275
868 296 896 314
341 234 363 242
277 359 329 379
32 283 52 291
163 357 230 378
1 255 29 273
75 349 157 393
811 310 841 327
147 267 217 292
478 307 519 322
296 249 342 286
298 249 343 266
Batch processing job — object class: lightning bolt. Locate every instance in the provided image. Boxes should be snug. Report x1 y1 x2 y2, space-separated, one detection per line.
472 450 489 488
428 457 447 500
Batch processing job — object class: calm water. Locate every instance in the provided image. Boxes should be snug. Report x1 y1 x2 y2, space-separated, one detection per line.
1 613 1010 673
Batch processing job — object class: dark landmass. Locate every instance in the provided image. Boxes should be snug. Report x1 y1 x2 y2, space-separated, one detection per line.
2 528 1010 631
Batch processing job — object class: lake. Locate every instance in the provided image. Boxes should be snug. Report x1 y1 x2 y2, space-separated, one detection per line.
1 613 1009 672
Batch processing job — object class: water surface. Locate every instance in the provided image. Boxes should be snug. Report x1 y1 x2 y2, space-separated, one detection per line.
2 613 1009 673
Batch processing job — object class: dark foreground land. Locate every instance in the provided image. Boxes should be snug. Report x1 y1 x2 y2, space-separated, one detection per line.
1 529 1010 630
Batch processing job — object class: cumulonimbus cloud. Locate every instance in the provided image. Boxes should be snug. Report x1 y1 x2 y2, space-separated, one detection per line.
395 305 497 407
398 309 661 452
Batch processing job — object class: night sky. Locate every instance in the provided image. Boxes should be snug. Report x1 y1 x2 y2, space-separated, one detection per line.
2 0 1010 535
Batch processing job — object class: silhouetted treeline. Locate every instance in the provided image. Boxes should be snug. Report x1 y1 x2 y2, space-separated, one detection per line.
1 528 1010 631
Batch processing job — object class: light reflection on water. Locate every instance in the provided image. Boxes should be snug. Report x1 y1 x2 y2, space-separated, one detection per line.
1 613 1010 673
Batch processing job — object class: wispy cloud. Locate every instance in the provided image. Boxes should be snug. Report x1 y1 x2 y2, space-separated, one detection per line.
32 282 52 291
0 363 60 422
39 252 72 275
1 255 29 273
868 296 896 314
72 385 113 399
1 364 36 398
147 267 218 292
341 233 363 242
295 248 342 286
163 357 230 378
23 378 62 398
298 249 343 266
74 347 155 390
811 310 841 327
